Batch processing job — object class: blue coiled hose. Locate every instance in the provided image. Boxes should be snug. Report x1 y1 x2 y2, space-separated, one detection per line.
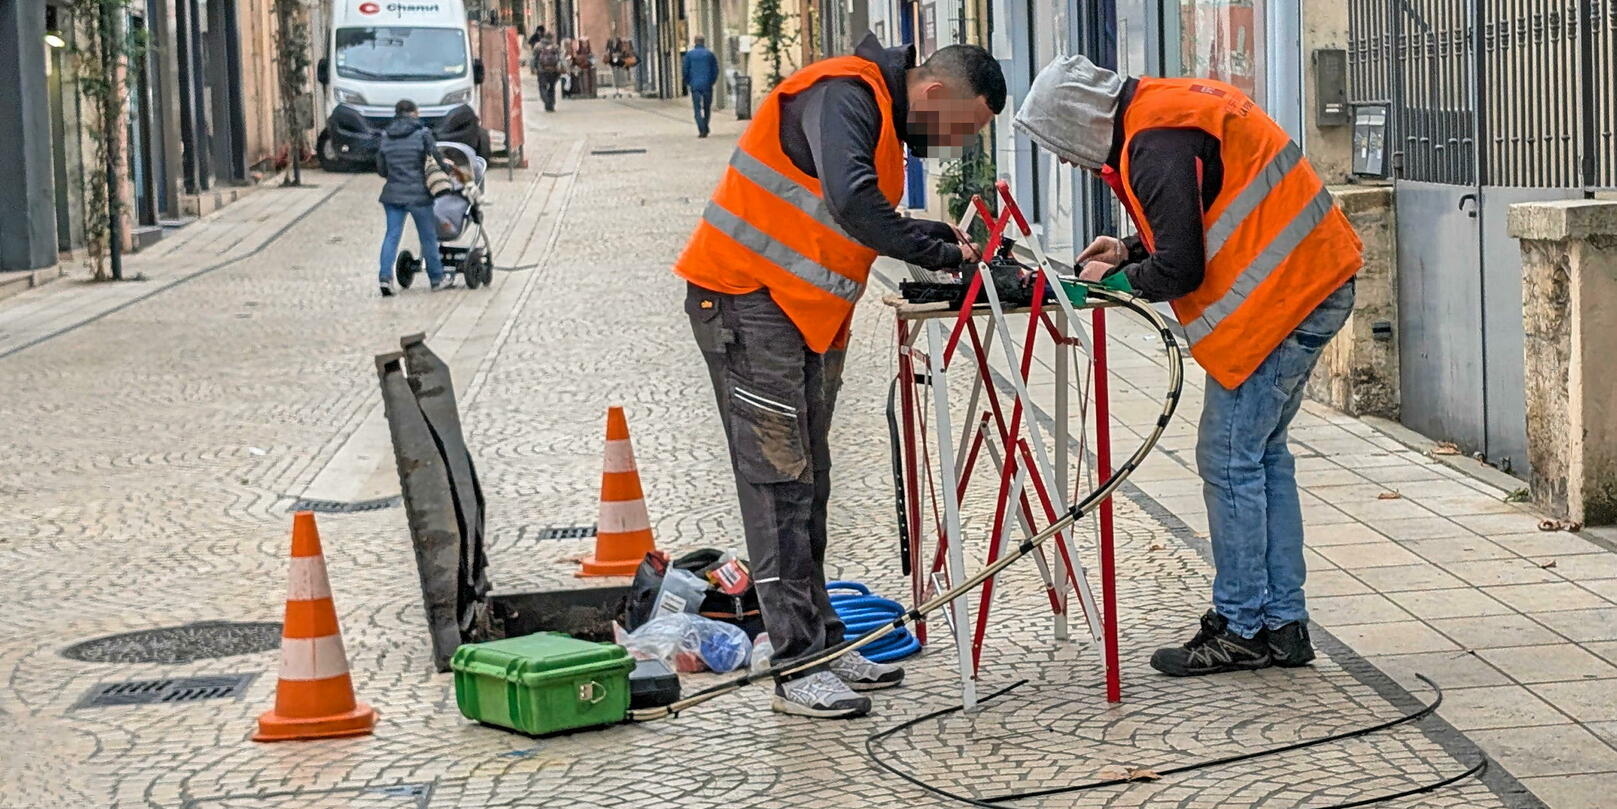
827 581 921 663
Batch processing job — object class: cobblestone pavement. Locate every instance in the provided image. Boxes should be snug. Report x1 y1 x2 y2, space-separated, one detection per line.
0 85 1563 809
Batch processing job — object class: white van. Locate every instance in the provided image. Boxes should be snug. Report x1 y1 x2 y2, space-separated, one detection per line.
315 0 489 170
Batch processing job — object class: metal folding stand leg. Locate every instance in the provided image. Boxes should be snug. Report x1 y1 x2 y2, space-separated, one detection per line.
924 320 975 709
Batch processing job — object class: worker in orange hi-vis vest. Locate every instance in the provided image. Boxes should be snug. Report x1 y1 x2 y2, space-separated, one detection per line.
1016 55 1363 679
674 34 1005 719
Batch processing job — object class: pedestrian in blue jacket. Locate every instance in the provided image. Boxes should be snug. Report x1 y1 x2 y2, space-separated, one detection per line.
682 36 720 138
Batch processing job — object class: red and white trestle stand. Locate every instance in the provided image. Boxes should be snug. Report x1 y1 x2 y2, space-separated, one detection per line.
888 179 1122 708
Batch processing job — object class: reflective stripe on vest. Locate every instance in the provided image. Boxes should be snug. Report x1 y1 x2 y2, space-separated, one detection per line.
1202 141 1303 261
1183 184 1335 344
702 201 864 303
726 150 859 244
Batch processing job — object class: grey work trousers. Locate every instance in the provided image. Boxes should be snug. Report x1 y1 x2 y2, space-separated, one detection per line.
685 282 846 677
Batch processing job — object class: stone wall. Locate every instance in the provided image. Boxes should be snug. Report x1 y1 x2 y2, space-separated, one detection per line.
1306 185 1399 418
1302 0 1352 183
1510 199 1617 525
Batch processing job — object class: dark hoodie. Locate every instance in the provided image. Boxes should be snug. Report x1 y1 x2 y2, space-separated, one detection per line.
776 33 963 270
376 118 452 207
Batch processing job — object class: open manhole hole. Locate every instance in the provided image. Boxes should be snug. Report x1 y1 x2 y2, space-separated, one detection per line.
73 673 257 710
61 621 282 665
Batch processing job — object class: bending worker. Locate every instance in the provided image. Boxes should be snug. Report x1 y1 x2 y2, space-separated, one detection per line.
1015 56 1362 677
675 34 1005 718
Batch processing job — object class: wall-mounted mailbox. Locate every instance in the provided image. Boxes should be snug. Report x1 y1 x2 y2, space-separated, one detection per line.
1313 49 1350 126
1352 104 1391 179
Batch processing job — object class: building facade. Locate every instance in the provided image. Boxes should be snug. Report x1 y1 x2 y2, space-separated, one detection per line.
2 0 313 275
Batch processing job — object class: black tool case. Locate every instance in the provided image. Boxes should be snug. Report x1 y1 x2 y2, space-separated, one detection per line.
628 657 681 709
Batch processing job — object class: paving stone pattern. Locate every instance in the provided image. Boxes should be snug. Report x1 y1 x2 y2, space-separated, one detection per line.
0 89 1529 808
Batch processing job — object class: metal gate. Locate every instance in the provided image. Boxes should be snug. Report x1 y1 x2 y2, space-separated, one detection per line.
1348 0 1616 474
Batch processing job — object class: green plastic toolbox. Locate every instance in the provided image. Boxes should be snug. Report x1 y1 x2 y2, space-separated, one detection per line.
451 632 635 736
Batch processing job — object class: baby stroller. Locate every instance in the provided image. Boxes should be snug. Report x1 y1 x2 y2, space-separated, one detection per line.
396 141 496 289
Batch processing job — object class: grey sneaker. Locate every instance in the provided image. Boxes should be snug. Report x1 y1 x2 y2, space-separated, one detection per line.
829 650 905 691
771 671 871 719
431 275 457 291
379 279 397 297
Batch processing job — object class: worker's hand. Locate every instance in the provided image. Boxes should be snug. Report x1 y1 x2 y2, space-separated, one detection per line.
954 226 981 265
1075 235 1127 268
1078 261 1114 283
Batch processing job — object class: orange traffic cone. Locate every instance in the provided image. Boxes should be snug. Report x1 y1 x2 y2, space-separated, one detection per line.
579 406 657 576
254 512 377 742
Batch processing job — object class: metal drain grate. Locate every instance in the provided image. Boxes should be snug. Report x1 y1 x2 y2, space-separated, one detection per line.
536 524 597 540
74 673 256 710
589 148 647 156
287 495 402 514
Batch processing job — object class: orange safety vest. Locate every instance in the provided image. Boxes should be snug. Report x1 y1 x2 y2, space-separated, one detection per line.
1107 77 1363 390
673 56 907 353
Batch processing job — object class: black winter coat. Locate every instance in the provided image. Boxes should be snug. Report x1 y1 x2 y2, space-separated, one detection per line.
375 118 450 207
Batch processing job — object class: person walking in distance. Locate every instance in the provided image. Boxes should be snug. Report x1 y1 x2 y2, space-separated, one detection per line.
561 38 576 97
682 35 720 137
534 34 563 112
376 100 457 296
573 36 596 98
676 35 1005 718
1015 55 1363 676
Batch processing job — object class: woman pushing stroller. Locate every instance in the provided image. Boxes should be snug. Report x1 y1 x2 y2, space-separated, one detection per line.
376 99 460 296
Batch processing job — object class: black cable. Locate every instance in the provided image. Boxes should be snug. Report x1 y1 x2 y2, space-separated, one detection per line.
862 679 1032 809
867 674 1483 808
886 376 912 576
1319 756 1487 809
493 263 541 272
985 673 1448 802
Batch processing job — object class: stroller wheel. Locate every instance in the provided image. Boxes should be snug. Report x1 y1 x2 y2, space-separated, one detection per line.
479 250 495 288
464 248 485 289
396 250 418 288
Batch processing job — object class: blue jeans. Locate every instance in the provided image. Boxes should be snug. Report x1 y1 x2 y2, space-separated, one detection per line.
1197 279 1355 638
379 203 445 285
691 87 712 135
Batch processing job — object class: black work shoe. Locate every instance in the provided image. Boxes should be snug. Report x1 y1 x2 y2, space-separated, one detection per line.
1268 621 1316 668
1150 610 1271 677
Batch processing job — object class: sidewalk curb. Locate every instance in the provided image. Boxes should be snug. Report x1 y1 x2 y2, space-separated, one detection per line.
0 266 67 304
1360 415 1528 495
0 168 300 308
0 181 347 362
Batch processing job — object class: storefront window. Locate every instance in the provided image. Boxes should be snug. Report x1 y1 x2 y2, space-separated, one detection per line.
1173 0 1264 101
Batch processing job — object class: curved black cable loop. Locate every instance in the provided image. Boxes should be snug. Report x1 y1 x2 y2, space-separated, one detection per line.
629 286 1184 721
865 674 1485 808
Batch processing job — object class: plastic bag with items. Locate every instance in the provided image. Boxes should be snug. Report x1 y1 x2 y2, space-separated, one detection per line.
616 613 750 673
